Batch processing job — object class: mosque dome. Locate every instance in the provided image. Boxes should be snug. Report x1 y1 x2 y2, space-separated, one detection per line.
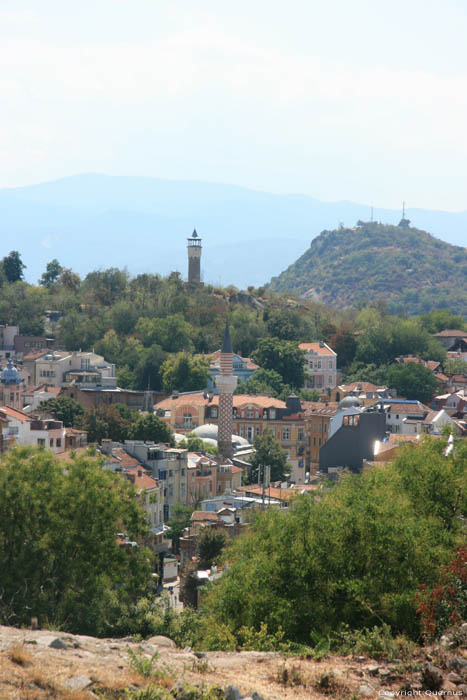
192 423 219 440
338 395 362 410
1 359 22 386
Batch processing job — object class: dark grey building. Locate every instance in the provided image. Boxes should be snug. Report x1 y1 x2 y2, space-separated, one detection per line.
319 410 386 473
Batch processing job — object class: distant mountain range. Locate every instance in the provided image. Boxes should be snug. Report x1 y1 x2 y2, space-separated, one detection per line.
268 221 467 315
1 173 466 289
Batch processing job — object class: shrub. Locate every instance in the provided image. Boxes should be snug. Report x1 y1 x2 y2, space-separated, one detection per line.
415 547 467 642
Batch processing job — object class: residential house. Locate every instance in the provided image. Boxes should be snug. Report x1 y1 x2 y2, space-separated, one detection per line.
433 329 467 352
99 443 169 557
186 452 243 506
207 349 259 393
422 409 459 435
303 402 339 470
61 384 158 411
34 350 116 389
371 398 430 434
299 342 337 390
121 441 188 519
0 406 66 453
0 324 54 360
432 390 466 416
329 381 391 405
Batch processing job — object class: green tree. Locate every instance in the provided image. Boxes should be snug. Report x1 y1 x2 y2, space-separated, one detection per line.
39 396 84 427
249 429 288 483
386 363 439 404
251 338 305 388
39 259 63 287
204 436 461 644
78 405 132 443
2 251 26 282
129 413 174 445
197 528 227 569
444 358 467 375
178 434 218 455
419 309 465 334
161 353 209 393
167 505 194 554
230 308 266 357
0 447 152 635
236 368 286 398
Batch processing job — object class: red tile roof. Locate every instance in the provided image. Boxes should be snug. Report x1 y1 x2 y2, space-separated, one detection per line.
299 342 335 356
125 467 158 491
340 381 386 392
191 511 219 522
156 392 286 411
0 406 32 422
434 330 467 337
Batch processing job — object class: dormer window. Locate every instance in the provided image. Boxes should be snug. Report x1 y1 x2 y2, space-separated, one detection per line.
270 409 276 419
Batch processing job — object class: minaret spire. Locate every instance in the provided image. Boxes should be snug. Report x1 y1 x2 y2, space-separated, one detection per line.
216 322 237 459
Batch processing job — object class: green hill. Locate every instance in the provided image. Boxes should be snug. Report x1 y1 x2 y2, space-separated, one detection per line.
268 221 467 315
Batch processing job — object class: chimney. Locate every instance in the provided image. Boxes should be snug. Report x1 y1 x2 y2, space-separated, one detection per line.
138 469 143 477
127 473 136 484
100 438 112 454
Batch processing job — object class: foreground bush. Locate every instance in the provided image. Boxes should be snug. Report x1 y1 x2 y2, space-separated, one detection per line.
200 437 466 645
0 447 153 635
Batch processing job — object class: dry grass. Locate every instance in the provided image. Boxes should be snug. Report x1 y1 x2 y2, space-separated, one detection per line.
7 642 32 666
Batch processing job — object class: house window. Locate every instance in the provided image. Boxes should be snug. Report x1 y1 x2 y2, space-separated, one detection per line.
181 468 185 477
324 424 327 433
183 413 193 428
298 428 304 440
270 409 276 419
247 408 254 419
328 376 333 385
211 407 218 418
256 426 260 435
169 470 173 477
49 438 54 447
247 426 254 441
282 427 290 440
37 439 45 446
313 437 316 446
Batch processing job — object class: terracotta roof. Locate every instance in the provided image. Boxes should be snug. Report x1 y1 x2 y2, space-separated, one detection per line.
22 351 50 361
0 406 32 422
434 330 467 337
191 511 219 522
303 401 339 417
55 447 93 461
340 381 386 392
106 448 144 469
125 467 158 491
434 373 450 383
299 342 335 356
381 401 428 415
374 434 421 455
64 427 87 435
237 485 297 500
156 392 286 411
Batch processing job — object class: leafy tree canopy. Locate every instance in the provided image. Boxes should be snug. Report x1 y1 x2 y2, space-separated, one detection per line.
39 396 84 427
2 251 26 283
0 447 152 635
248 428 288 484
386 362 440 404
129 413 174 445
161 352 209 394
39 259 63 287
251 338 305 388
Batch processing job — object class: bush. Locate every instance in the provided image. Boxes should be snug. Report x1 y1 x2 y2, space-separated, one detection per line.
331 624 414 660
415 547 467 642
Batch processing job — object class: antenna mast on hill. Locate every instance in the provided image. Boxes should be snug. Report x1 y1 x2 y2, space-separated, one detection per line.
402 201 406 219
370 204 374 222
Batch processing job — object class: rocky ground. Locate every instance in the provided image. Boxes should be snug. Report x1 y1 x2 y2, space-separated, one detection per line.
0 625 466 700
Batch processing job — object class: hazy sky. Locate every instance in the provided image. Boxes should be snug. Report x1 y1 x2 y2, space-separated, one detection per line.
1 0 467 210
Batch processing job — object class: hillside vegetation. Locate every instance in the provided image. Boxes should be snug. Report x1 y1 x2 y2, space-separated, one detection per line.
269 221 467 315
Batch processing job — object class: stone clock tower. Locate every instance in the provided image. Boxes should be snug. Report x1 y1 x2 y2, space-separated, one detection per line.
187 229 202 284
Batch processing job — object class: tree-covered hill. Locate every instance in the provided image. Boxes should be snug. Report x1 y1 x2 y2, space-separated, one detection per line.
268 221 467 315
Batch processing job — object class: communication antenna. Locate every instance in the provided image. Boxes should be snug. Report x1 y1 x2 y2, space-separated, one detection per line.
370 204 374 222
402 201 406 219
